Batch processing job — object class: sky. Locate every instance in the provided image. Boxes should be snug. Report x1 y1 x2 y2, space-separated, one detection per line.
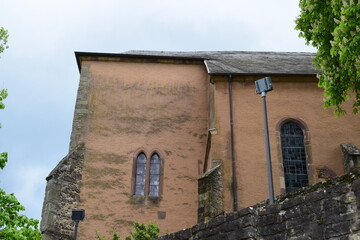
0 0 315 222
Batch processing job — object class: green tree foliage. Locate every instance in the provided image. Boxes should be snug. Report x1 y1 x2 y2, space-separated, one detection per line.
0 27 9 55
295 0 360 115
0 188 42 240
0 93 42 240
0 27 41 240
0 89 7 169
96 222 160 240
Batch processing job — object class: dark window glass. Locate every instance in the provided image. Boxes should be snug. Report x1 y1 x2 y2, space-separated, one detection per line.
281 122 309 193
149 153 161 196
135 153 146 195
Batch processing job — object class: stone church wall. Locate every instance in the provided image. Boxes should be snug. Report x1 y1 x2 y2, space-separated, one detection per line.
40 143 85 240
70 60 209 238
157 171 360 240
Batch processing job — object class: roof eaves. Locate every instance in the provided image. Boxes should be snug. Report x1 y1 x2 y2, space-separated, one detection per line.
75 51 207 73
208 72 318 76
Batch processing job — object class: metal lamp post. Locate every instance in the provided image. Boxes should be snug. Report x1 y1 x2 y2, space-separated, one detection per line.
255 77 275 204
72 209 85 240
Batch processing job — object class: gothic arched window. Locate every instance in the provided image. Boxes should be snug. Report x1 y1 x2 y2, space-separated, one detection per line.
134 153 147 195
281 122 309 193
133 151 162 197
149 153 161 196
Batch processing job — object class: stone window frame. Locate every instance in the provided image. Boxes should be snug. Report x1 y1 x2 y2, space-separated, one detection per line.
131 148 164 199
275 117 315 194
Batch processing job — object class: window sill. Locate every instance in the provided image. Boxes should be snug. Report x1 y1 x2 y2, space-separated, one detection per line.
130 195 162 205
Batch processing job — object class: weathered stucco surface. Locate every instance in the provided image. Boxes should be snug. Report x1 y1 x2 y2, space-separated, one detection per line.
208 76 360 212
74 61 209 239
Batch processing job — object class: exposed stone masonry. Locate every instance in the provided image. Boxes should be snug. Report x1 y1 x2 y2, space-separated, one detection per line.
157 171 360 240
341 143 360 174
198 165 223 223
69 63 91 151
40 143 85 240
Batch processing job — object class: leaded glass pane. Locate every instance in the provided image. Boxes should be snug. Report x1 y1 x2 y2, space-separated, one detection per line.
137 153 147 163
136 163 146 174
281 122 309 193
149 185 160 196
150 175 160 185
134 153 146 196
135 174 146 185
150 163 160 174
149 153 161 196
135 185 145 195
151 154 161 164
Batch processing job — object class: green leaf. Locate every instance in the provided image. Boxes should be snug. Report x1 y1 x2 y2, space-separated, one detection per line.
296 0 360 115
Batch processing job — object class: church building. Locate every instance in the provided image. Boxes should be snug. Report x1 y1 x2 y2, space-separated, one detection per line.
40 51 360 239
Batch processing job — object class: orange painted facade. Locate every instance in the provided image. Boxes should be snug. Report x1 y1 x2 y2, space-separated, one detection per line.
41 52 360 239
208 77 360 212
74 60 209 238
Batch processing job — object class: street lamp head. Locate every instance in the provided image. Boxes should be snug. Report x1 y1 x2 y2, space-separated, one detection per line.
72 209 85 221
255 77 273 94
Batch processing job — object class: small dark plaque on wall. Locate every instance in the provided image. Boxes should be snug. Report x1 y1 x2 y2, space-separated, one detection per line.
157 211 166 220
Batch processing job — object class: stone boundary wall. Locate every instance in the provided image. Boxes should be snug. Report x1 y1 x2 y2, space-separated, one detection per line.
157 172 360 240
40 143 85 240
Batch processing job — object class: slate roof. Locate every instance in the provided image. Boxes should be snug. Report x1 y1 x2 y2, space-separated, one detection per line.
125 50 318 76
76 50 319 76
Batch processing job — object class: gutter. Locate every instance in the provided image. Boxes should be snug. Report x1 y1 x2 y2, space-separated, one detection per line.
228 74 238 211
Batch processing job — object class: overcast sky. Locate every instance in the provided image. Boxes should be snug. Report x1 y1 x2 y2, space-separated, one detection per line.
0 0 315 222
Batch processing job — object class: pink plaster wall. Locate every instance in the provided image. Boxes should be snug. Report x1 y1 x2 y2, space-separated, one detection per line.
211 77 360 211
76 61 209 239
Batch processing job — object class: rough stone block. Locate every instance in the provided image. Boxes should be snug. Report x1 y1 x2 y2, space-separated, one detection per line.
260 232 286 240
327 184 351 197
225 211 238 222
349 232 360 240
287 214 317 228
237 206 256 217
230 227 257 239
258 214 276 227
324 205 349 224
283 206 302 219
306 222 324 239
258 222 286 236
281 196 305 210
258 204 281 216
206 215 225 228
175 228 191 239
340 192 357 204
304 190 327 202
299 202 322 216
323 198 340 210
324 221 350 239
351 179 360 192
218 220 239 232
238 213 256 228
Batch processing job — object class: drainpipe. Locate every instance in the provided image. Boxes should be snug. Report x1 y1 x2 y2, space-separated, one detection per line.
228 75 238 211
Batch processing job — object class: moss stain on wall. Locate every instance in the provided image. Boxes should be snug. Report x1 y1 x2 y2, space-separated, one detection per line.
87 151 129 165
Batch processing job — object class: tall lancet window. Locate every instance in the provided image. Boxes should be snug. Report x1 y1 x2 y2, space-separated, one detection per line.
135 153 147 195
149 153 161 196
281 122 309 193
